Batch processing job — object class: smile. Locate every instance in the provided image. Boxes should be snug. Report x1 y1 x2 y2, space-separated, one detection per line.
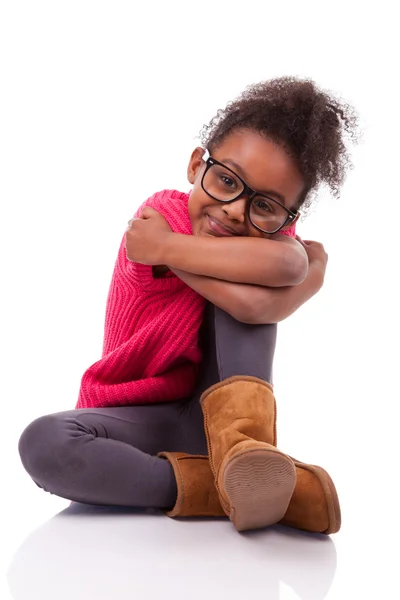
206 215 237 237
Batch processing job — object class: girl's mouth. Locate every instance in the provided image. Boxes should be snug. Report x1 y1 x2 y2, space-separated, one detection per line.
206 215 237 237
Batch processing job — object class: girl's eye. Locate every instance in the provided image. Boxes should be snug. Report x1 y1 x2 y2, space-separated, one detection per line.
220 175 237 189
254 199 273 212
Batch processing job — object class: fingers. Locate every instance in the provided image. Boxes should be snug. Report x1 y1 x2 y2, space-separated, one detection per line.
126 208 154 230
140 206 158 219
126 217 140 231
295 235 307 247
301 240 320 246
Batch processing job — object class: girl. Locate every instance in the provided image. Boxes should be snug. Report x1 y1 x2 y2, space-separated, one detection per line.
18 76 359 534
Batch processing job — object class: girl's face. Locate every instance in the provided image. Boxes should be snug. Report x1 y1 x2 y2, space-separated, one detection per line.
187 129 305 238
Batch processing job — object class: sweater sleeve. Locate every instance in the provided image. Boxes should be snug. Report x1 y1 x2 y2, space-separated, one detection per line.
132 189 193 235
101 189 197 355
122 189 194 287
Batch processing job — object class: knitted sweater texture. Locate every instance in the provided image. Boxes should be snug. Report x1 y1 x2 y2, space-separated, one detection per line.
76 189 295 408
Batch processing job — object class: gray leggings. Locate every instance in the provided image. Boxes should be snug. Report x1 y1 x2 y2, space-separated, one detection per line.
18 304 276 510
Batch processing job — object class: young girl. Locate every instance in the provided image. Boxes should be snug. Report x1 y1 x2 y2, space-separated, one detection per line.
18 76 358 534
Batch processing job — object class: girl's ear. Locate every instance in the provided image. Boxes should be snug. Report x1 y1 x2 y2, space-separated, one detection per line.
187 147 206 184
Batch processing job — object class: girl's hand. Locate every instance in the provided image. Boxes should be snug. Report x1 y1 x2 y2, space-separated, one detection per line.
125 207 173 265
295 236 328 284
296 236 328 268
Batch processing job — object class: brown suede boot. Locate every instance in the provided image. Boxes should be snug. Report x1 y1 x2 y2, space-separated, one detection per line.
159 452 340 534
158 452 226 517
200 375 296 532
280 459 341 534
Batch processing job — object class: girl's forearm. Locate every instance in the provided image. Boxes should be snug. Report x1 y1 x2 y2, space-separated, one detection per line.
171 262 324 325
246 263 325 324
170 268 259 323
163 232 308 288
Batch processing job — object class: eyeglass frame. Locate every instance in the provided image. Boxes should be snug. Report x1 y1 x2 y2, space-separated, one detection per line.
201 150 299 235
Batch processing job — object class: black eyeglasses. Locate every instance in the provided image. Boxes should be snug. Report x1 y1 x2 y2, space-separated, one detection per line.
201 150 299 235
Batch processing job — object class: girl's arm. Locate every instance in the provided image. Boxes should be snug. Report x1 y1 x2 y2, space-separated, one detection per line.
163 232 308 287
244 261 325 324
171 260 325 324
126 206 308 287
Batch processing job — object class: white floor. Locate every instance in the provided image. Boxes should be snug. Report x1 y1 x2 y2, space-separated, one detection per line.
5 504 340 600
2 479 398 600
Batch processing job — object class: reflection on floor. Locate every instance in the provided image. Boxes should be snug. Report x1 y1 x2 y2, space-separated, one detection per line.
7 502 337 600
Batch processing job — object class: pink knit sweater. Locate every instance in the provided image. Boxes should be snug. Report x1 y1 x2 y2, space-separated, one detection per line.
76 189 295 409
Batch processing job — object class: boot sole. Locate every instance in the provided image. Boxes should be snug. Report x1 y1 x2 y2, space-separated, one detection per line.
222 448 296 532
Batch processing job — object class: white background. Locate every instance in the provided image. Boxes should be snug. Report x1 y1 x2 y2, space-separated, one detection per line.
1 1 399 598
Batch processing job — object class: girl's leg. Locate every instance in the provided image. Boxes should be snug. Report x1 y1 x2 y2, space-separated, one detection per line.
18 304 277 509
178 302 277 451
176 304 341 533
18 402 191 508
180 304 293 530
200 301 276 384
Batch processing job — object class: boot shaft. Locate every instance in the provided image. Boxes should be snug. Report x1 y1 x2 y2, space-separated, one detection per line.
200 376 277 474
158 452 226 518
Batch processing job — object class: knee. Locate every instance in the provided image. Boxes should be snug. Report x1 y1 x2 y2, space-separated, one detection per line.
18 414 67 481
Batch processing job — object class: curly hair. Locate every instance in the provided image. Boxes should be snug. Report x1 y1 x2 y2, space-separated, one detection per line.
199 76 360 214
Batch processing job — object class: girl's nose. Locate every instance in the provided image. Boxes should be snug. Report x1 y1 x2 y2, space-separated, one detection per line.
222 198 247 223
